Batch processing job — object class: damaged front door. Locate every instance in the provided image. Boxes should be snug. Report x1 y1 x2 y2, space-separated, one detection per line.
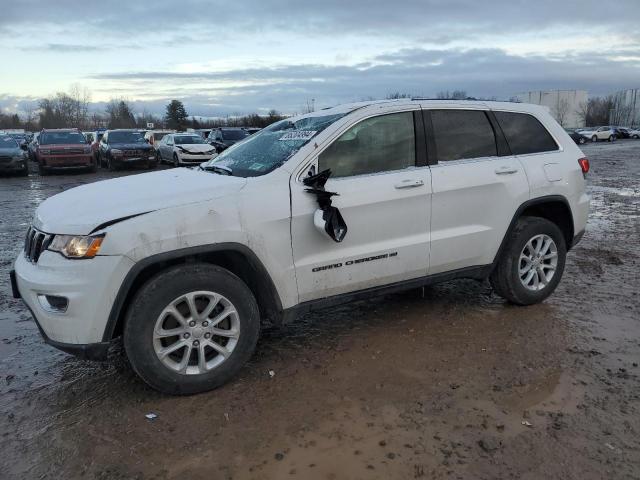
290 110 432 303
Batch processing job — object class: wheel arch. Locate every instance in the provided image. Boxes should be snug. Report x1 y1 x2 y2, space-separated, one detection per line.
102 243 283 341
491 195 575 270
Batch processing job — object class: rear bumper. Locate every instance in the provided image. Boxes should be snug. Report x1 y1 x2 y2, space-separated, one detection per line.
571 229 585 248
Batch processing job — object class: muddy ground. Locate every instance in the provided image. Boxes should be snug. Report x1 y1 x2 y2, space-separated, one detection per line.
0 142 638 480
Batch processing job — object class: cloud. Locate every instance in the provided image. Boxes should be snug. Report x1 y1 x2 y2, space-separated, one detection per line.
81 47 640 116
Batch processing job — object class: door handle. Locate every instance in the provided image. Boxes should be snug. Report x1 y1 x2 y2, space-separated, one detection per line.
394 179 425 189
495 166 519 175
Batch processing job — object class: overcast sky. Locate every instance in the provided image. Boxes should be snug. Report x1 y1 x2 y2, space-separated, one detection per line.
1 0 639 117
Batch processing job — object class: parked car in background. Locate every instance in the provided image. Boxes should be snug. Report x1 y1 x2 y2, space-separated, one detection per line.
35 129 95 175
577 126 616 142
144 130 174 149
98 129 157 171
612 127 630 139
628 128 640 139
6 132 29 150
87 130 106 163
207 127 249 153
27 132 40 161
156 133 217 166
243 127 262 135
0 134 28 175
565 129 588 145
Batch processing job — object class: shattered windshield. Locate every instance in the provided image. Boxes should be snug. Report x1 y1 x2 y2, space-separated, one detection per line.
203 113 345 177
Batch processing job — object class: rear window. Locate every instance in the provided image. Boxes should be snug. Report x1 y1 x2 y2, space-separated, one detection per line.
494 111 558 155
430 110 497 162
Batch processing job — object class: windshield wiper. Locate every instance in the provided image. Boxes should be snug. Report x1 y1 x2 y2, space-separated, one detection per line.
199 164 233 175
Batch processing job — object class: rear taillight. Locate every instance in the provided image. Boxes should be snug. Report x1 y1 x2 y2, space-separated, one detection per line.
578 157 590 175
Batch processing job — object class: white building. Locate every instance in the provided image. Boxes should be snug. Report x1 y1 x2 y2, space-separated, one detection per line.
516 90 587 128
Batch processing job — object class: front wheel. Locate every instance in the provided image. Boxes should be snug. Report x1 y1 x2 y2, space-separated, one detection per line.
578 137 586 145
608 135 614 142
490 216 566 305
591 135 597 143
124 264 261 395
173 153 180 167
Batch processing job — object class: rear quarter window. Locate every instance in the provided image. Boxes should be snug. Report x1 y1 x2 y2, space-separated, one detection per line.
494 111 559 155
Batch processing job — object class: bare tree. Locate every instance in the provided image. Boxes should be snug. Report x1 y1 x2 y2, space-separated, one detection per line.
553 98 570 127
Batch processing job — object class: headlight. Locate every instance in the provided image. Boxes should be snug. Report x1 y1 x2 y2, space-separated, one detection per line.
48 234 105 259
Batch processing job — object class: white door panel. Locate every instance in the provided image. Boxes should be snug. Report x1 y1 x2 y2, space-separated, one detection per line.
291 168 432 303
429 157 529 274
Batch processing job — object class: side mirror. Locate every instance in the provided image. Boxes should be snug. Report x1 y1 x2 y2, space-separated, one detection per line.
313 208 347 243
304 169 348 243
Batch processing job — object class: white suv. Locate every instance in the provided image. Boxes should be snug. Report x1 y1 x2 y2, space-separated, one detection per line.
577 126 616 142
11 100 590 395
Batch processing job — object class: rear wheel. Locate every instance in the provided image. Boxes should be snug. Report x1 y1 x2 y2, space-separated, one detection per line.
591 135 597 142
490 216 566 305
608 135 614 142
124 264 261 395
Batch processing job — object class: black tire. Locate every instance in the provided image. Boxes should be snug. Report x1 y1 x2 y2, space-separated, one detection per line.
38 162 49 176
578 137 586 145
173 153 180 167
107 155 119 171
591 135 597 142
633 135 639 139
87 160 97 173
19 164 29 176
490 216 566 306
156 150 162 165
147 161 157 169
608 135 614 142
124 263 261 395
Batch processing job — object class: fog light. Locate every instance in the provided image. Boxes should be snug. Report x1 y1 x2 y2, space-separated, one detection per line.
37 294 69 313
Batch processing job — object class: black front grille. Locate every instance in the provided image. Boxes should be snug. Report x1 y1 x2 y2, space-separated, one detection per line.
24 227 53 263
0 155 12 163
124 150 145 156
50 148 85 155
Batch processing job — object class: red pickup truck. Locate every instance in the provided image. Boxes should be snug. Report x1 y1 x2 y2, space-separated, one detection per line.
36 129 96 175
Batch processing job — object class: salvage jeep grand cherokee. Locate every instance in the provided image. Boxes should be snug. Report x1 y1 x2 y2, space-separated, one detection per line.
11 100 590 395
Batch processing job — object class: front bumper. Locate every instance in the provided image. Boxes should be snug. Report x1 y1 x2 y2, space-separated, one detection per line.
178 152 217 164
41 154 93 168
0 158 27 171
12 251 135 359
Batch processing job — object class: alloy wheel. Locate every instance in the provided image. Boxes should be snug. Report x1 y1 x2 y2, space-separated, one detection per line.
518 234 558 291
153 291 240 375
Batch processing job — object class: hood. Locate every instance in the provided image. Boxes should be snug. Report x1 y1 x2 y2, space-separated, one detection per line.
176 144 215 154
0 147 22 156
34 168 246 235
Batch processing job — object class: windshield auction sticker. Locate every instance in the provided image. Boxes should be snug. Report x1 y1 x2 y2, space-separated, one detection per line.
278 130 317 141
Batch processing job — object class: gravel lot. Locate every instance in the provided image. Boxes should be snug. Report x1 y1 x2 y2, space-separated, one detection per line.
1 142 639 479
